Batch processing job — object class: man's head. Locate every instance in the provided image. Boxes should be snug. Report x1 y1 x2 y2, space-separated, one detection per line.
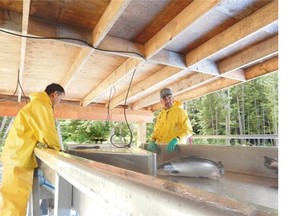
160 88 174 109
45 83 65 106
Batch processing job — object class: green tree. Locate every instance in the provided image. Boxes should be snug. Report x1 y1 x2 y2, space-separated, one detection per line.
184 72 278 146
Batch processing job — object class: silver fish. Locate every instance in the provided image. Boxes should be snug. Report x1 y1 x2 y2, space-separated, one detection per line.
264 156 278 173
157 156 224 180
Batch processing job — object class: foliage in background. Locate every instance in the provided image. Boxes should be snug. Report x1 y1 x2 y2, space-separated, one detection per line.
146 110 159 142
58 120 137 145
109 121 136 145
59 120 111 144
0 73 278 149
0 116 13 152
186 72 278 146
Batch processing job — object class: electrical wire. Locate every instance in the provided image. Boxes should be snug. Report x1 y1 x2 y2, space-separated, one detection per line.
1 28 141 148
0 69 28 103
17 74 28 104
106 86 116 123
0 28 146 59
110 68 137 148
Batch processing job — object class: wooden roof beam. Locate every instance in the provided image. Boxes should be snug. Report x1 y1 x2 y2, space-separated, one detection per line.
1 10 187 68
80 58 141 107
133 73 215 110
218 35 278 75
245 56 278 80
108 66 183 109
18 0 31 102
60 47 94 90
150 57 278 111
144 0 220 59
0 101 153 123
92 0 130 47
126 58 220 110
186 0 278 67
61 0 130 91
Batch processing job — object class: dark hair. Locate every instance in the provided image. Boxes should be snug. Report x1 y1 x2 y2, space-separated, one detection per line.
45 83 65 95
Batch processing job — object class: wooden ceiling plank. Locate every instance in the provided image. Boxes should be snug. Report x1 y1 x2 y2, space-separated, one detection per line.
144 0 220 59
18 0 31 102
186 0 278 67
92 0 131 47
108 66 183 109
245 56 278 80
218 35 278 74
81 58 141 107
25 14 147 60
1 10 187 68
61 47 94 89
132 73 215 110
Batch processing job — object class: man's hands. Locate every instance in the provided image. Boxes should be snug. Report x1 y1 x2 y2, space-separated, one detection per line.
147 140 158 153
166 137 179 152
147 137 180 153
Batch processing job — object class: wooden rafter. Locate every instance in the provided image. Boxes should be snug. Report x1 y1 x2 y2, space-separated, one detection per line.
108 66 182 109
0 0 279 120
150 57 278 111
133 73 215 110
218 35 278 74
0 100 153 123
92 0 130 47
81 58 141 107
144 0 220 58
61 47 94 89
186 1 278 67
61 0 130 91
18 0 30 102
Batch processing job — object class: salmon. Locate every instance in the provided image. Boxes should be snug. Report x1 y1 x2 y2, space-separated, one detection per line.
157 156 224 180
264 156 278 174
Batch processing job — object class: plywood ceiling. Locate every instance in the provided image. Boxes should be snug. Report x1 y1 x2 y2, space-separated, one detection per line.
0 0 278 122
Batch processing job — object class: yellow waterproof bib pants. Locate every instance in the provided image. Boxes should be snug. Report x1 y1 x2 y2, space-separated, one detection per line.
0 164 34 216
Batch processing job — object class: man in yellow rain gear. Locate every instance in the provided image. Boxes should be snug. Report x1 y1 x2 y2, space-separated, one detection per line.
0 83 65 216
147 88 192 153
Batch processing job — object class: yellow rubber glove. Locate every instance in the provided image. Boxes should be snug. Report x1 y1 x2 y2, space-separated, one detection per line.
166 138 179 152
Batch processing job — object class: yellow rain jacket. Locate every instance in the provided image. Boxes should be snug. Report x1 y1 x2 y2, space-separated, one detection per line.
152 100 192 144
1 92 61 168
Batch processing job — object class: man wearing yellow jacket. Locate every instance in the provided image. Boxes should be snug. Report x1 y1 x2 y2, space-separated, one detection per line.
0 83 65 216
148 88 192 152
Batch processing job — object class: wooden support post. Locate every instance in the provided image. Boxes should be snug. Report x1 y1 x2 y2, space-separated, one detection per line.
136 122 146 147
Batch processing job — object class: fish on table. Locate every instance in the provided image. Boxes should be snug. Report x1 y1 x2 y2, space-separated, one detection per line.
264 156 278 174
157 156 224 180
